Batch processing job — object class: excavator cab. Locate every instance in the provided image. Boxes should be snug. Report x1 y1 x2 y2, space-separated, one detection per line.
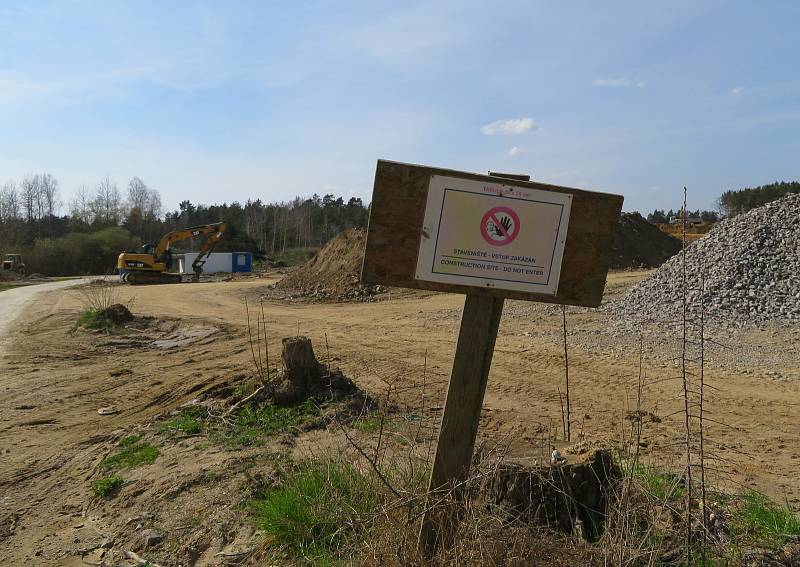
117 222 226 284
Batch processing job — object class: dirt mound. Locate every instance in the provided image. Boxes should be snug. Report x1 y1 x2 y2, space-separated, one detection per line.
276 228 383 300
99 304 134 325
609 212 682 269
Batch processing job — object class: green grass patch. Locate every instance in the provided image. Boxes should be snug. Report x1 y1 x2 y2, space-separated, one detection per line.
252 461 376 563
101 441 159 470
627 462 685 502
224 400 320 447
92 474 124 497
352 411 382 433
730 490 800 549
157 406 205 435
73 308 120 332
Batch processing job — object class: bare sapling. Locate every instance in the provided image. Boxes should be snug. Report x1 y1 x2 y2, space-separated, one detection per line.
561 304 571 442
680 186 693 564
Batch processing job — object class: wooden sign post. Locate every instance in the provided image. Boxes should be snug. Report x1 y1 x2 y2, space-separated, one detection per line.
361 160 623 555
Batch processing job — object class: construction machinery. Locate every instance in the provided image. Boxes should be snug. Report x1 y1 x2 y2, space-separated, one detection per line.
2 254 26 276
116 222 226 284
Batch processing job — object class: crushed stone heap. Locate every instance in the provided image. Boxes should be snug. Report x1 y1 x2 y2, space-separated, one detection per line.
609 212 682 269
608 193 800 325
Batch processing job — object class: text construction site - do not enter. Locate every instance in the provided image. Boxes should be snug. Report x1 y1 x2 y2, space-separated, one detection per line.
415 175 573 296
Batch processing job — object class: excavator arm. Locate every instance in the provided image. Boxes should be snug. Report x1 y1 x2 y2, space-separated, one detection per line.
153 222 226 262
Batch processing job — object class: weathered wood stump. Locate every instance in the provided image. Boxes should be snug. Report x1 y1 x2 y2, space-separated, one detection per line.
479 450 619 541
271 336 357 405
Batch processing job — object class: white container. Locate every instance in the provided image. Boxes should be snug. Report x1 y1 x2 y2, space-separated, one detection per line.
181 252 233 274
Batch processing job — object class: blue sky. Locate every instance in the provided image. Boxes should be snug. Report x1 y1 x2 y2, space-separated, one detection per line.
1 1 798 214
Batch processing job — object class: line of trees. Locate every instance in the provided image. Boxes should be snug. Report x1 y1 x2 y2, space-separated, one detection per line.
0 173 369 275
717 181 800 217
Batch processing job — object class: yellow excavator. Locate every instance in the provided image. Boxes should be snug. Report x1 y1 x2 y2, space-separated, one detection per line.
116 222 226 284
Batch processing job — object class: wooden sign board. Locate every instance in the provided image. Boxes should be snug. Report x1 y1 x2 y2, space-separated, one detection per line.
362 160 624 307
360 159 623 555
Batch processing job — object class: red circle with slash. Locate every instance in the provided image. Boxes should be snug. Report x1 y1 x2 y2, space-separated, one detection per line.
480 206 520 246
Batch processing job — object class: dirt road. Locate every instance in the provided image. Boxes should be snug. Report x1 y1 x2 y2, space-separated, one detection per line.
0 279 85 344
0 274 798 564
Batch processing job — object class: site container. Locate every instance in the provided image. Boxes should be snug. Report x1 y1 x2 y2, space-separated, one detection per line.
177 252 253 274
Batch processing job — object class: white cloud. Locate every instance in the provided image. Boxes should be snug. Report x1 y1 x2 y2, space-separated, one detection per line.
481 118 537 136
592 78 645 88
508 146 523 157
731 86 744 95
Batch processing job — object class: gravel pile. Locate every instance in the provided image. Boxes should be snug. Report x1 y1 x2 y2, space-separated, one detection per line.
608 194 800 325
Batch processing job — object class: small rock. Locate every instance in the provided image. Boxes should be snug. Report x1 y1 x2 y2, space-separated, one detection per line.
142 529 164 547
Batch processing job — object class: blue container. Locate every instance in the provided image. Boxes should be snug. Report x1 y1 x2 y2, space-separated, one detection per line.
231 252 253 273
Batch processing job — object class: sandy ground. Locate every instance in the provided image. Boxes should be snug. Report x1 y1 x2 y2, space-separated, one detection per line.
1 272 798 564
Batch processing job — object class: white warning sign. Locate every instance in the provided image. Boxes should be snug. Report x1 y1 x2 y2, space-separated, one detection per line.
415 175 572 295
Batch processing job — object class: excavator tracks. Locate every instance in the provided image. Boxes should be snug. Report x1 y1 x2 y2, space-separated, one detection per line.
119 271 183 285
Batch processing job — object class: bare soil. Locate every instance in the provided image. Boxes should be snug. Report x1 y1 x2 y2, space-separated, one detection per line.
1 272 798 564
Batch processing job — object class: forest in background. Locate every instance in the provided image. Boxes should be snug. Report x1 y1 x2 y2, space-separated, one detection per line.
2 173 797 276
0 174 368 275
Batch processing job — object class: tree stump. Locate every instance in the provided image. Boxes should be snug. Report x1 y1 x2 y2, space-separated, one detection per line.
271 336 358 406
479 450 619 541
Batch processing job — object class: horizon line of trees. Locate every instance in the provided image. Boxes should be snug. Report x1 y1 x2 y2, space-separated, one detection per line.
717 181 800 217
645 180 799 223
0 174 370 275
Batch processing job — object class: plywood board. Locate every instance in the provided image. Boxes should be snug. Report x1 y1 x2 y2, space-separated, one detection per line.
361 159 624 307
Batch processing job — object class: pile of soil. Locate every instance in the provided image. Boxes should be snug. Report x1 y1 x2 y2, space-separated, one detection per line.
275 228 384 300
609 212 682 269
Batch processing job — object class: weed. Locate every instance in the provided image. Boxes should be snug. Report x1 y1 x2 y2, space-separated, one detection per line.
101 442 159 470
730 490 800 548
252 461 376 562
157 406 205 435
92 475 124 497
